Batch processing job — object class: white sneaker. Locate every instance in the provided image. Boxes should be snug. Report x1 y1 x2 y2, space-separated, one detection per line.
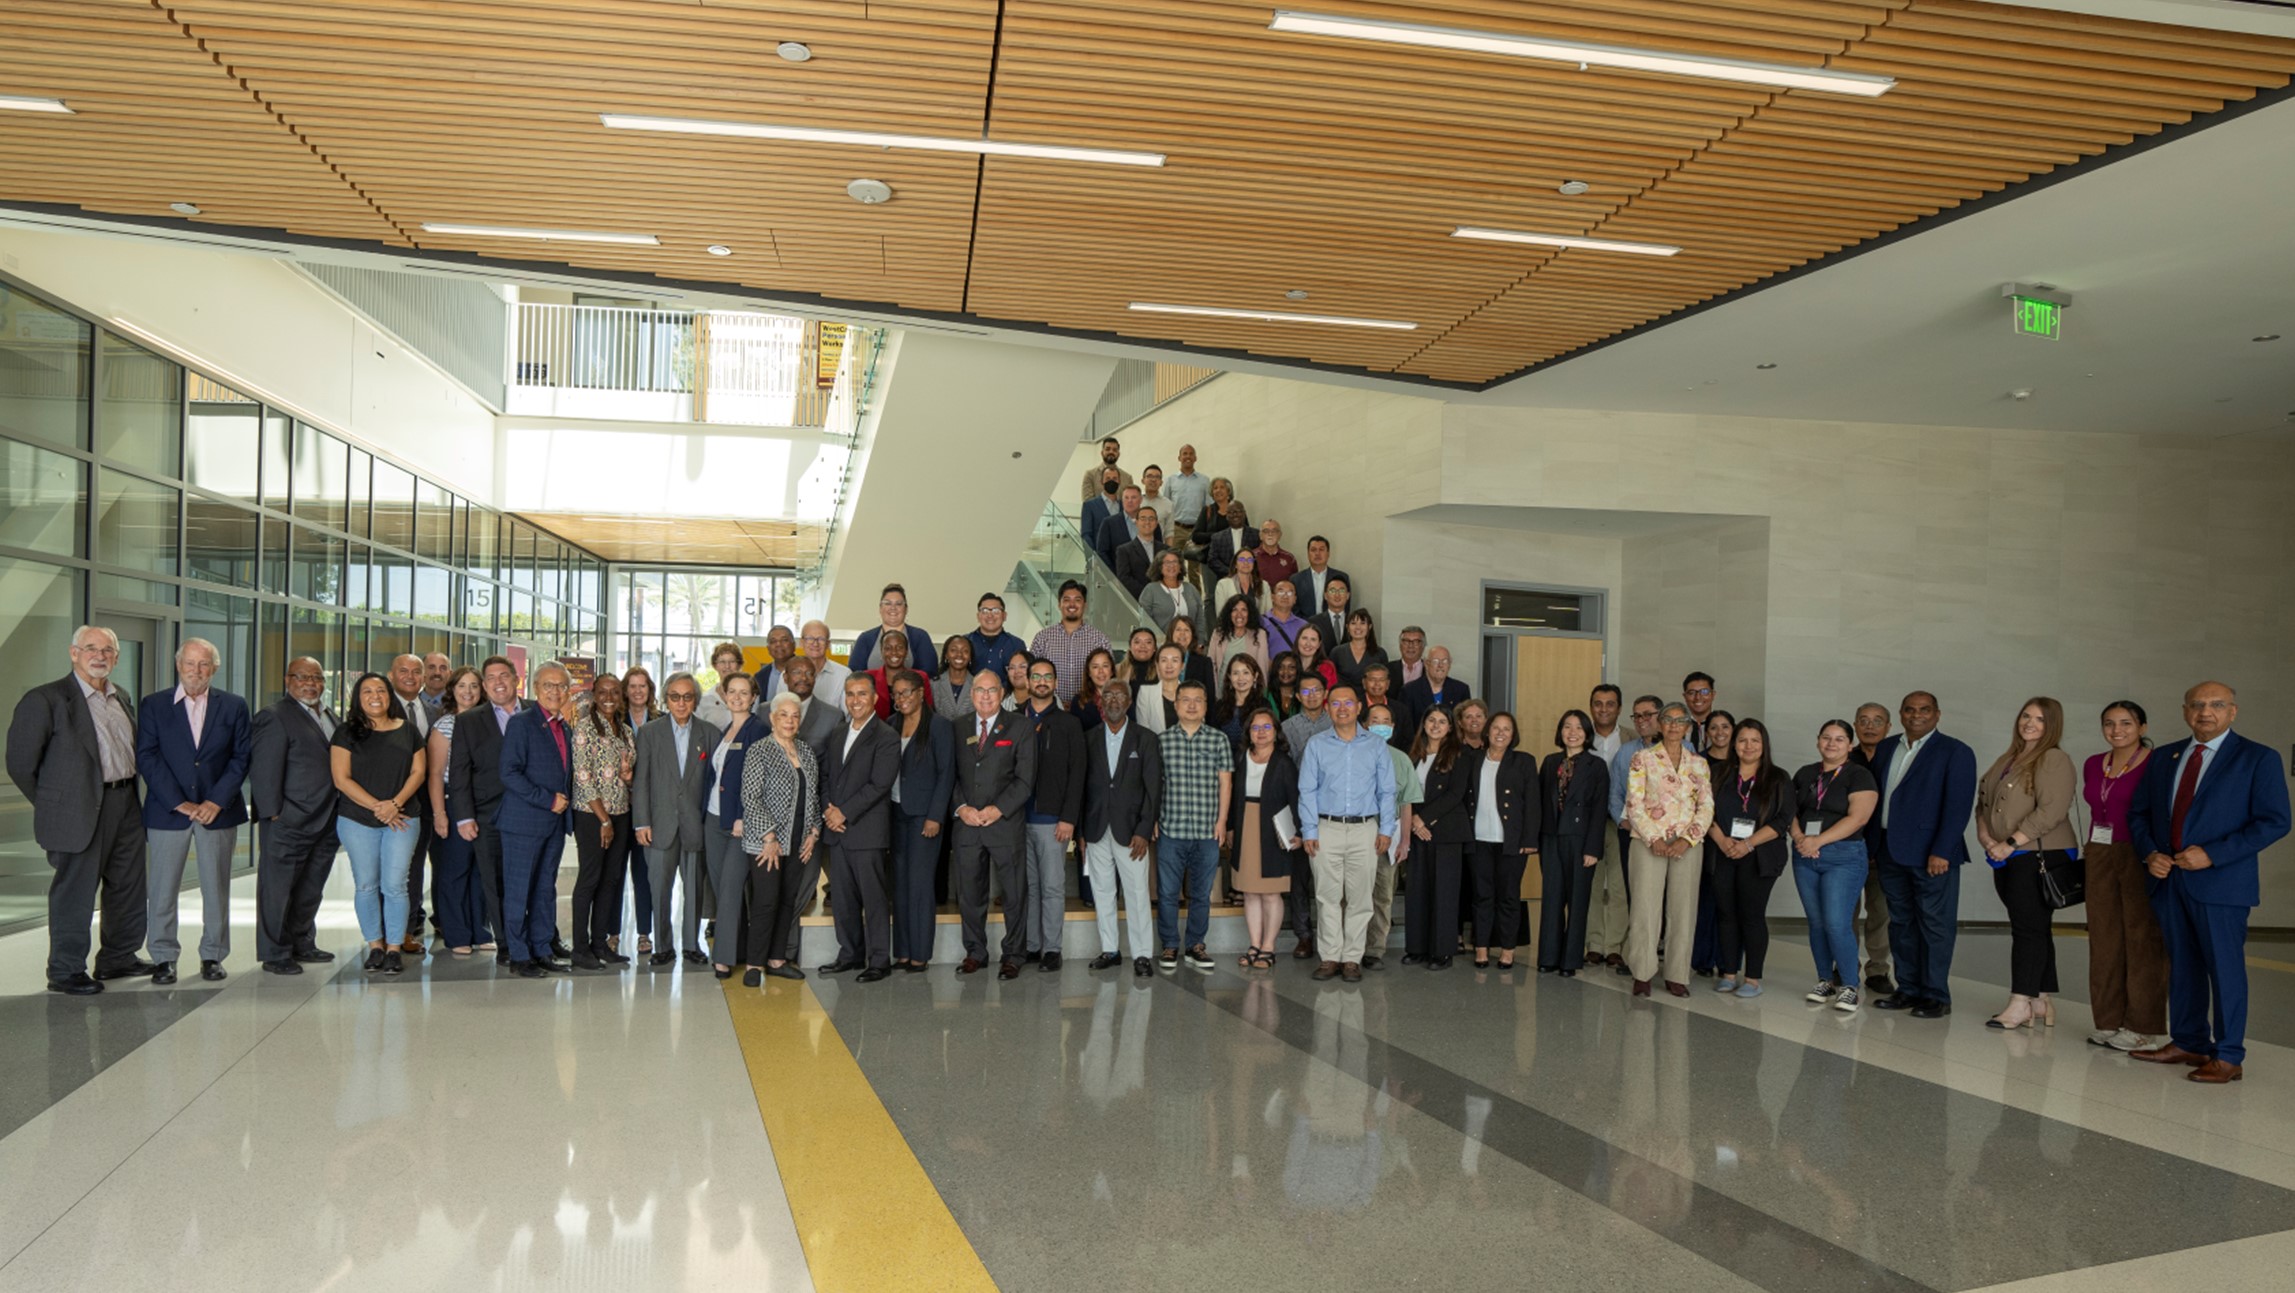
2086 1029 2118 1046
1833 987 1861 1013
1805 980 1838 1004
2107 1029 2152 1052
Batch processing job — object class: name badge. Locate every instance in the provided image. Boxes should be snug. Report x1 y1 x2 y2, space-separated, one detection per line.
2090 824 2114 845
1803 819 1825 837
1729 817 1755 840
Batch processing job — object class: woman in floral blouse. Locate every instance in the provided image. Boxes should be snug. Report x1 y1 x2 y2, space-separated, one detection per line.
569 673 636 970
1624 701 1715 997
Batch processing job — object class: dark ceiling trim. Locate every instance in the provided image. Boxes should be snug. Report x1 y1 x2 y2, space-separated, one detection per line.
3 75 2290 395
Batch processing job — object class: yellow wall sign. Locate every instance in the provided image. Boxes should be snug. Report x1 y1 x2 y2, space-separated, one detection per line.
815 322 848 388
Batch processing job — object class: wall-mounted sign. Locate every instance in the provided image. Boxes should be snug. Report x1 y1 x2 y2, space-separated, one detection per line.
815 322 848 388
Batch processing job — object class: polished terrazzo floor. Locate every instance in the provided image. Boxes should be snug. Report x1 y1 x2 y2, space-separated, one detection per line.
3 867 2291 1292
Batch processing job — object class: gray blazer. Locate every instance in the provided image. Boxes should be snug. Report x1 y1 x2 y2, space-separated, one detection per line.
7 673 137 854
1139 580 1204 635
797 698 843 756
631 713 721 855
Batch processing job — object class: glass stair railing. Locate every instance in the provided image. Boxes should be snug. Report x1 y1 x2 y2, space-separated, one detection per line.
1008 502 1156 646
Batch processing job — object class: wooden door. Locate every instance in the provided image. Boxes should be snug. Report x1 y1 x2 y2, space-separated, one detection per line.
1509 635 1603 902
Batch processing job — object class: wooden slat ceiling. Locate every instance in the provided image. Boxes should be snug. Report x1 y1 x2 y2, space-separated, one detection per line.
515 512 828 569
4 0 2292 385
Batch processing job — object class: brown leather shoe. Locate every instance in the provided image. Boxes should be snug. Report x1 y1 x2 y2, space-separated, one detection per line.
1311 960 1340 981
2189 1059 2244 1084
1340 962 1362 982
1632 979 1651 997
958 957 984 975
998 959 1021 980
1665 981 1690 997
1293 940 1317 961
2130 1043 2209 1067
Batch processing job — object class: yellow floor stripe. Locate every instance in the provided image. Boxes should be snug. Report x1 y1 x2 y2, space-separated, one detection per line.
2247 955 2295 975
723 981 997 1292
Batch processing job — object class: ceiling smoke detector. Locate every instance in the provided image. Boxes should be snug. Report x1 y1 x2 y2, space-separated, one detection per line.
1285 289 1309 301
777 41 813 62
847 178 894 205
706 244 733 256
1557 179 1591 196
169 202 201 215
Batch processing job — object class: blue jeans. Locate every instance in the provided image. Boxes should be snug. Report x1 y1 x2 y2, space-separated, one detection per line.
1156 837 1219 952
1792 839 1868 984
336 818 418 943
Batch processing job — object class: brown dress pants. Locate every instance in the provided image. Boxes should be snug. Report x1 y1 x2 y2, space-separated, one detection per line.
2084 840 2167 1034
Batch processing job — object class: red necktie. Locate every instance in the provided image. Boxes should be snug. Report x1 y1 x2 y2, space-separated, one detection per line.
977 720 990 751
2169 743 2205 851
548 716 569 770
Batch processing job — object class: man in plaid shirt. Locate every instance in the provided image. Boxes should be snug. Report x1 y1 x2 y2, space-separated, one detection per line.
1155 680 1231 972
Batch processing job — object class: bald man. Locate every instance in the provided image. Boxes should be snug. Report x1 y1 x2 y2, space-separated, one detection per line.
389 653 440 951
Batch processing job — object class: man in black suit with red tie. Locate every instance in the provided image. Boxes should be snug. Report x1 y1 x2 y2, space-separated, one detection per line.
950 671 1036 979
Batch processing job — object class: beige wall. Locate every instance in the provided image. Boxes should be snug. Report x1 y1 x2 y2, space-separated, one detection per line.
1620 518 1771 724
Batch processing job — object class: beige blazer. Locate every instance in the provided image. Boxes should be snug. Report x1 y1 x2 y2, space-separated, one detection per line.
1977 747 2078 851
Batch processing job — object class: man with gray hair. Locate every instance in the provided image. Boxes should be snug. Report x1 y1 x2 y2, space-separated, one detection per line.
497 662 578 977
7 626 153 994
135 637 252 984
388 653 438 951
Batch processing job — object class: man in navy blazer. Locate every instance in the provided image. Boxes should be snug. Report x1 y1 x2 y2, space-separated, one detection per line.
1864 691 1977 1019
1288 535 1350 616
498 662 578 977
134 637 251 985
2127 682 2289 1083
1401 645 1470 717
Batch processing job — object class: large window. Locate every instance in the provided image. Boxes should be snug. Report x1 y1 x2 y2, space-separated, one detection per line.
0 556 81 929
610 566 802 684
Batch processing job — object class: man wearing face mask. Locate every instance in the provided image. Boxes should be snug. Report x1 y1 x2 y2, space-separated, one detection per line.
1080 466 1124 553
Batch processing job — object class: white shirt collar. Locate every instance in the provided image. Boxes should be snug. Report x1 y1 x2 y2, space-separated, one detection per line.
174 684 208 705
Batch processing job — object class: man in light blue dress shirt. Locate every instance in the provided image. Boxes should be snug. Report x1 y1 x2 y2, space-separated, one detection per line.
1298 685 1397 982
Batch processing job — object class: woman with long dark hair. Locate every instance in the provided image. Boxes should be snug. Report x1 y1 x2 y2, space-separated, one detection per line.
2083 700 2165 1051
1215 653 1270 749
619 664 662 955
1071 647 1120 729
1468 711 1541 970
1537 709 1611 975
932 634 975 723
569 672 636 969
1329 607 1387 693
1210 593 1269 673
425 665 485 956
1704 717 1791 997
1292 622 1338 691
1405 706 1470 970
330 672 425 976
1228 708 1303 969
1268 651 1303 720
1975 696 2077 1031
1790 720 1879 1012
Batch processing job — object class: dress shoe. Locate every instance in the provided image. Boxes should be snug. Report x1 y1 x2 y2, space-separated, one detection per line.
818 960 863 975
767 963 805 980
570 952 603 970
682 950 707 965
363 948 387 972
152 962 179 986
46 973 102 996
1293 940 1317 961
2189 1059 2244 1084
856 967 891 983
1401 953 1426 966
599 948 632 966
1632 979 1652 997
382 951 404 975
261 959 303 976
1340 962 1363 983
1666 981 1690 998
1559 968 1577 978
1909 1000 1951 1019
540 958 574 974
1024 950 1042 964
1872 993 1918 1011
1429 956 1453 970
997 959 1021 981
649 952 676 967
1040 952 1063 972
1866 974 1896 995
899 960 928 973
1312 961 1340 981
399 938 425 956
742 968 763 987
513 960 548 979
292 948 335 963
1089 952 1122 971
2130 1043 2210 1066
95 959 159 981
713 965 734 980
959 957 985 974
1133 957 1153 977
1361 954 1385 971
497 950 513 966
201 960 226 982
549 939 572 960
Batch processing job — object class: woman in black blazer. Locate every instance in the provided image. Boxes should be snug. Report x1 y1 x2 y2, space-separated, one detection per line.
1537 709 1612 975
887 670 955 970
1405 706 1472 970
1227 710 1304 969
1469 711 1542 969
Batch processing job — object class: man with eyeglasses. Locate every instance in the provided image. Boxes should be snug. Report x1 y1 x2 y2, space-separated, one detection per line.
497 662 578 978
850 582 938 677
1297 684 1396 983
135 637 251 985
1682 672 1717 754
251 656 345 975
966 592 1028 683
1018 658 1085 970
1594 695 1664 974
9 626 154 994
797 620 850 701
632 672 720 966
447 656 531 963
1849 702 1896 995
1282 674 1335 959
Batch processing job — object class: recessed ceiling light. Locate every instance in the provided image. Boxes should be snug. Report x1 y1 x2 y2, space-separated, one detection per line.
419 222 661 246
1128 302 1416 330
1268 11 1894 96
2256 334 2282 342
1452 226 1680 256
1557 179 1591 196
847 178 894 205
1285 289 1310 301
599 113 1165 167
169 202 201 216
1755 362 1777 370
776 41 813 62
706 245 733 256
0 94 74 114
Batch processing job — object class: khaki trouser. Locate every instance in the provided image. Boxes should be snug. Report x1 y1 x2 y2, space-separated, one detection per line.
1363 850 1400 956
1626 838 1701 985
1311 819 1378 964
1857 866 1893 982
1587 824 1631 957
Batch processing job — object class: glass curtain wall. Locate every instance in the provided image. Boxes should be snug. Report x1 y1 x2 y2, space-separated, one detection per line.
610 566 802 691
0 276 606 931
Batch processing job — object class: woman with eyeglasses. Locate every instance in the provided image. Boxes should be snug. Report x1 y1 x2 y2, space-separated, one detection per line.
701 673 766 979
1704 718 1791 997
618 664 662 954
1229 707 1303 969
1975 696 2077 1031
1140 548 1203 636
1790 720 1880 1012
1537 709 1611 976
331 672 426 976
1623 702 1714 996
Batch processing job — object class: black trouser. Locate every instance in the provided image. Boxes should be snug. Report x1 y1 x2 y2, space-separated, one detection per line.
472 821 506 949
830 842 891 969
745 849 809 964
571 812 633 953
1404 841 1462 959
1286 859 1318 943
1537 832 1597 969
1708 853 1780 979
1994 851 2063 997
1470 840 1527 950
779 847 826 966
402 803 434 934
256 817 339 963
47 783 149 981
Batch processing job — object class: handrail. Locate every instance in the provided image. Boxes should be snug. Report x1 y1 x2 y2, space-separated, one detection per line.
507 301 830 427
1010 502 1156 646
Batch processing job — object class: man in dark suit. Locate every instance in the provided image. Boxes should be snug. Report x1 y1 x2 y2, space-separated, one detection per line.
2127 681 2290 1083
1080 680 1161 976
1094 483 1145 568
1079 466 1123 564
1288 535 1351 616
1864 691 1977 1020
7 625 153 994
950 671 1037 978
449 656 531 963
1202 499 1255 589
1018 657 1086 970
1401 645 1470 717
1114 505 1169 599
249 657 341 975
386 653 441 949
497 662 577 978
135 637 251 984
780 657 845 752
816 674 900 981
632 670 718 965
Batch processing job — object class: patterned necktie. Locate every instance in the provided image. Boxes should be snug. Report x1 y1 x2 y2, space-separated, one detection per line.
2169 743 2206 852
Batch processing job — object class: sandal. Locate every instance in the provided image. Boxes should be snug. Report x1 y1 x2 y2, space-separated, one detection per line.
1255 950 1278 969
1237 947 1260 969
637 936 653 955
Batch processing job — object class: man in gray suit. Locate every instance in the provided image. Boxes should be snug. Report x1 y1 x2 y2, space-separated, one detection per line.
951 671 1037 979
781 656 845 752
7 625 153 994
632 671 719 966
817 674 900 981
249 657 342 975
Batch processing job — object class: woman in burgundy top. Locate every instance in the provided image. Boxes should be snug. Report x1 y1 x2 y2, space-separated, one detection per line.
2082 700 2167 1052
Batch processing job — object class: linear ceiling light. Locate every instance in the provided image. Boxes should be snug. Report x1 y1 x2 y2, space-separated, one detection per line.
599 113 1166 167
1128 302 1417 330
0 94 75 114
419 222 660 246
1452 226 1680 256
1268 10 1895 97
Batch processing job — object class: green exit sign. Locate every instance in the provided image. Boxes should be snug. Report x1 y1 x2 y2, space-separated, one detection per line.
2012 296 2062 340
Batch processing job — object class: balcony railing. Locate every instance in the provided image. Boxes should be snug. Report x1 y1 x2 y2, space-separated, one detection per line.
506 302 833 427
1008 502 1156 648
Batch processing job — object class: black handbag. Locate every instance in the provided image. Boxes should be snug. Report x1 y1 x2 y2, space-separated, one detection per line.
2037 848 2085 909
